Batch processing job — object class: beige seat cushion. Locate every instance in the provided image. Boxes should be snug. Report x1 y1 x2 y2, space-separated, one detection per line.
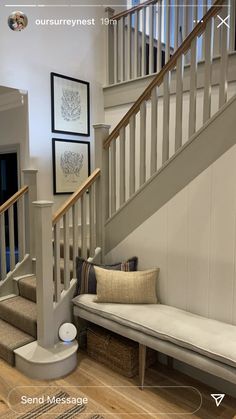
73 294 236 369
94 267 159 304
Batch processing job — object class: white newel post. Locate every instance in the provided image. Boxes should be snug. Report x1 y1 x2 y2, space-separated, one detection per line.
93 124 110 261
105 7 115 85
33 201 54 348
22 169 37 259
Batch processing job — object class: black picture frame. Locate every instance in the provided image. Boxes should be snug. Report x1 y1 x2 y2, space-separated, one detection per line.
51 72 90 136
52 138 90 195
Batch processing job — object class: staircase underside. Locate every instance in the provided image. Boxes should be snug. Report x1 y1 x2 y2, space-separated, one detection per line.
105 94 236 253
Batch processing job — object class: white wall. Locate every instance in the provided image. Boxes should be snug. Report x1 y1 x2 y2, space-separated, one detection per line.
0 94 29 175
0 0 124 209
106 145 236 326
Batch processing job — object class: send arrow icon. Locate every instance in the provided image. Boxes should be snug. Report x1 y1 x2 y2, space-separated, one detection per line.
211 394 225 407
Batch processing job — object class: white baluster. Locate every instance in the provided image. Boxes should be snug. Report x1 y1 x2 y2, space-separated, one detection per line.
63 212 70 290
165 0 170 64
54 222 61 302
189 37 197 137
129 115 136 197
114 22 118 83
0 213 6 279
174 0 179 51
229 0 235 52
149 3 154 74
157 1 162 72
142 7 147 76
163 72 170 163
81 194 87 259
119 127 126 206
175 55 183 151
120 17 125 82
72 202 79 278
89 184 95 256
17 196 25 261
134 10 139 78
110 140 116 214
8 206 15 271
203 18 213 123
140 101 147 186
219 6 229 108
127 13 132 80
150 87 158 175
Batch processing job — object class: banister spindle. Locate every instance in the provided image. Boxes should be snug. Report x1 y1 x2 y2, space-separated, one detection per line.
72 202 79 278
229 0 236 52
134 10 139 78
174 0 179 51
63 212 70 290
110 140 116 215
149 3 154 74
142 7 147 76
81 194 87 259
163 72 170 163
203 18 213 123
17 196 25 261
219 6 229 108
129 115 136 197
120 17 125 82
140 101 147 186
150 87 158 175
127 13 132 80
0 214 6 279
175 55 184 151
54 222 61 302
8 205 15 271
165 0 170 64
114 21 118 83
189 37 197 137
157 1 163 72
119 127 126 206
89 184 95 256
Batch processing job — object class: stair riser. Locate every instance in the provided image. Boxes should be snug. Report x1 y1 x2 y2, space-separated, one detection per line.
0 298 37 338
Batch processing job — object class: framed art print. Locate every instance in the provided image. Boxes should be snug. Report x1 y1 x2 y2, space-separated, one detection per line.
51 72 90 136
52 138 90 194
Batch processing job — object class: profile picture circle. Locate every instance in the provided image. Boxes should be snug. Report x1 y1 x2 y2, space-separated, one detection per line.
8 11 28 31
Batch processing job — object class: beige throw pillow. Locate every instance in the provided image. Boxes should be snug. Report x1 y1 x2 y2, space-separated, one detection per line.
94 266 159 304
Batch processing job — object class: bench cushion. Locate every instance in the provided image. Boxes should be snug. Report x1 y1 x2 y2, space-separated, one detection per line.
73 294 236 369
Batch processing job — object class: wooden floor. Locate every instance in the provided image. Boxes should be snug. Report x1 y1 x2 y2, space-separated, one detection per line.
0 351 235 418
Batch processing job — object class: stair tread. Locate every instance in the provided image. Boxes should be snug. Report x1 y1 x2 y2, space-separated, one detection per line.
0 296 37 338
0 318 35 365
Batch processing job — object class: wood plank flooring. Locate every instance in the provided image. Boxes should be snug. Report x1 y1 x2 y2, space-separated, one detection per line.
0 351 235 418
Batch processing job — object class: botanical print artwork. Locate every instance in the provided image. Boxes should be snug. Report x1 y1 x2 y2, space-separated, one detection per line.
52 139 90 194
61 89 81 122
60 150 84 183
51 73 90 136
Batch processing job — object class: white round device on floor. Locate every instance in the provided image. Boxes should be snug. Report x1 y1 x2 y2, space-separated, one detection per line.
59 323 77 342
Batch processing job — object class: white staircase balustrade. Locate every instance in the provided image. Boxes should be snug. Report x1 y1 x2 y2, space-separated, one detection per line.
0 169 37 283
102 0 233 220
106 0 236 86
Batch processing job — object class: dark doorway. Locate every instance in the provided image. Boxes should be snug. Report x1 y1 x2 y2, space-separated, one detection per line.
0 153 19 272
0 152 18 205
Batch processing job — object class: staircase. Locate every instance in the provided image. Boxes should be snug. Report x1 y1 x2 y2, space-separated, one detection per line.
0 0 235 379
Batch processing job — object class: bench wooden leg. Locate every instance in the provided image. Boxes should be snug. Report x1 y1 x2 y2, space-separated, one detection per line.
139 344 146 390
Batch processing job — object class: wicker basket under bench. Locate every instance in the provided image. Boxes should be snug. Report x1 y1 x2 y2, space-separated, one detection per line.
87 325 156 378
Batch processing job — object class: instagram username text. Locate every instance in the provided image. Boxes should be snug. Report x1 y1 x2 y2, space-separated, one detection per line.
35 18 115 27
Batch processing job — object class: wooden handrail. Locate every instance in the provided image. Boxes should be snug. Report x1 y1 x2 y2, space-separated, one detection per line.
112 0 158 21
103 0 223 149
0 185 28 216
52 168 101 225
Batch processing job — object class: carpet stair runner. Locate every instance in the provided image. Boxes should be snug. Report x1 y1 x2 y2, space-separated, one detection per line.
0 241 79 367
